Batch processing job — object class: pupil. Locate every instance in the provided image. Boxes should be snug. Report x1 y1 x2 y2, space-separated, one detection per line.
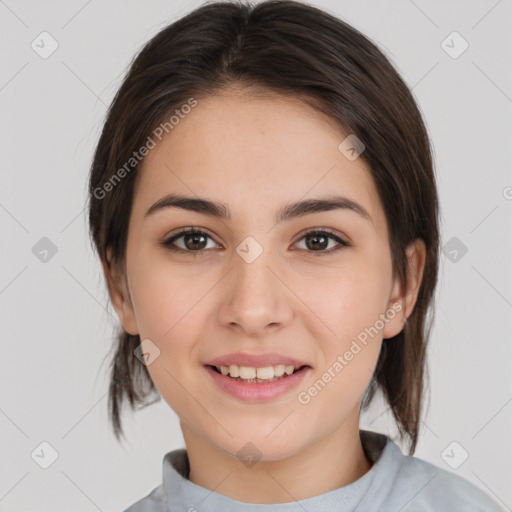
185 233 206 250
307 234 327 250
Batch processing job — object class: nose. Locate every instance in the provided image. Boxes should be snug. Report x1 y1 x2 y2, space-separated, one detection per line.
217 241 294 337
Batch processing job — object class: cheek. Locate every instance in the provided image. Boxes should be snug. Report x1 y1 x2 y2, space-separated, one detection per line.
129 257 209 341
296 278 384 420
135 268 203 411
299 267 386 395
129 259 210 393
304 266 389 340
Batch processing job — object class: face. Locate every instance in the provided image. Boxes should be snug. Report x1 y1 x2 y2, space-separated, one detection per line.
108 88 424 461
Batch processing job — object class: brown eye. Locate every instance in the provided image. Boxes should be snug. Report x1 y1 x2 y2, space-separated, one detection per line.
294 230 350 255
161 227 350 256
162 228 218 252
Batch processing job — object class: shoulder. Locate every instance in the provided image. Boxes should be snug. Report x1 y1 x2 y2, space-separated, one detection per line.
122 484 168 512
360 430 504 511
122 448 188 512
387 447 505 511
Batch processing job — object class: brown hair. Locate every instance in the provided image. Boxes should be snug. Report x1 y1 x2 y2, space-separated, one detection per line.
87 0 439 454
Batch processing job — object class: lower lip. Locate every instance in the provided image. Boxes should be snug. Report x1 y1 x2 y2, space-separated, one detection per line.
204 365 311 402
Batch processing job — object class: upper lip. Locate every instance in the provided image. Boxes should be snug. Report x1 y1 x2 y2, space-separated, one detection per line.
204 352 311 368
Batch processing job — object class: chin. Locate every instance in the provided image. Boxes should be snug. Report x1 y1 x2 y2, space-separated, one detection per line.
212 428 306 464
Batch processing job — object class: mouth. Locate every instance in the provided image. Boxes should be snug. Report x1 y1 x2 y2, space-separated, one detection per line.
203 353 312 401
206 363 310 384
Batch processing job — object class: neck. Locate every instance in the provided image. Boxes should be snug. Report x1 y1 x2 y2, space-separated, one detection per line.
181 413 372 504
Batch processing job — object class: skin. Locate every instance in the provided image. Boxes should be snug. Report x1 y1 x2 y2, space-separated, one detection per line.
105 87 426 504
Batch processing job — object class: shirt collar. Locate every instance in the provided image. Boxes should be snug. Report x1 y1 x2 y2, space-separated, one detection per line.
161 430 401 511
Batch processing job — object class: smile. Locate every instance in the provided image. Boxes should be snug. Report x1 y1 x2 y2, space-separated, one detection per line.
213 363 303 382
204 364 311 401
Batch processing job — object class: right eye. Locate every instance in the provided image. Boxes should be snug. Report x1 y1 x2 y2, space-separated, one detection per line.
161 228 220 253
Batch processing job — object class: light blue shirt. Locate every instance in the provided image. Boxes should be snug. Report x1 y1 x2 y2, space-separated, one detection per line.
123 430 504 511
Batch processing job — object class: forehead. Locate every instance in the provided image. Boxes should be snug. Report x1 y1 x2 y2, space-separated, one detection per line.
133 90 385 232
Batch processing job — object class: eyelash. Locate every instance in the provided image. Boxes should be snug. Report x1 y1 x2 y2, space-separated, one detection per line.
160 227 351 256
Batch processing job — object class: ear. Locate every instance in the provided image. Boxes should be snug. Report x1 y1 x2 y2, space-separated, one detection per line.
102 247 139 336
382 238 427 339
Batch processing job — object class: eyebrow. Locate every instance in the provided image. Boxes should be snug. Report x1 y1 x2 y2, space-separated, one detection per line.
144 193 374 227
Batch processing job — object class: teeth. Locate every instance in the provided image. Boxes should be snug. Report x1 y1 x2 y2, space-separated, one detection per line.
217 363 302 380
256 366 274 379
274 364 285 377
239 366 256 379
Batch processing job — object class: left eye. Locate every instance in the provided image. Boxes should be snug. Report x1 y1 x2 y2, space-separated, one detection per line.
161 228 350 255
294 230 350 254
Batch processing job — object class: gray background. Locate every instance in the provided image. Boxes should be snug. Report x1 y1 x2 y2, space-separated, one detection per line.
1 0 511 510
